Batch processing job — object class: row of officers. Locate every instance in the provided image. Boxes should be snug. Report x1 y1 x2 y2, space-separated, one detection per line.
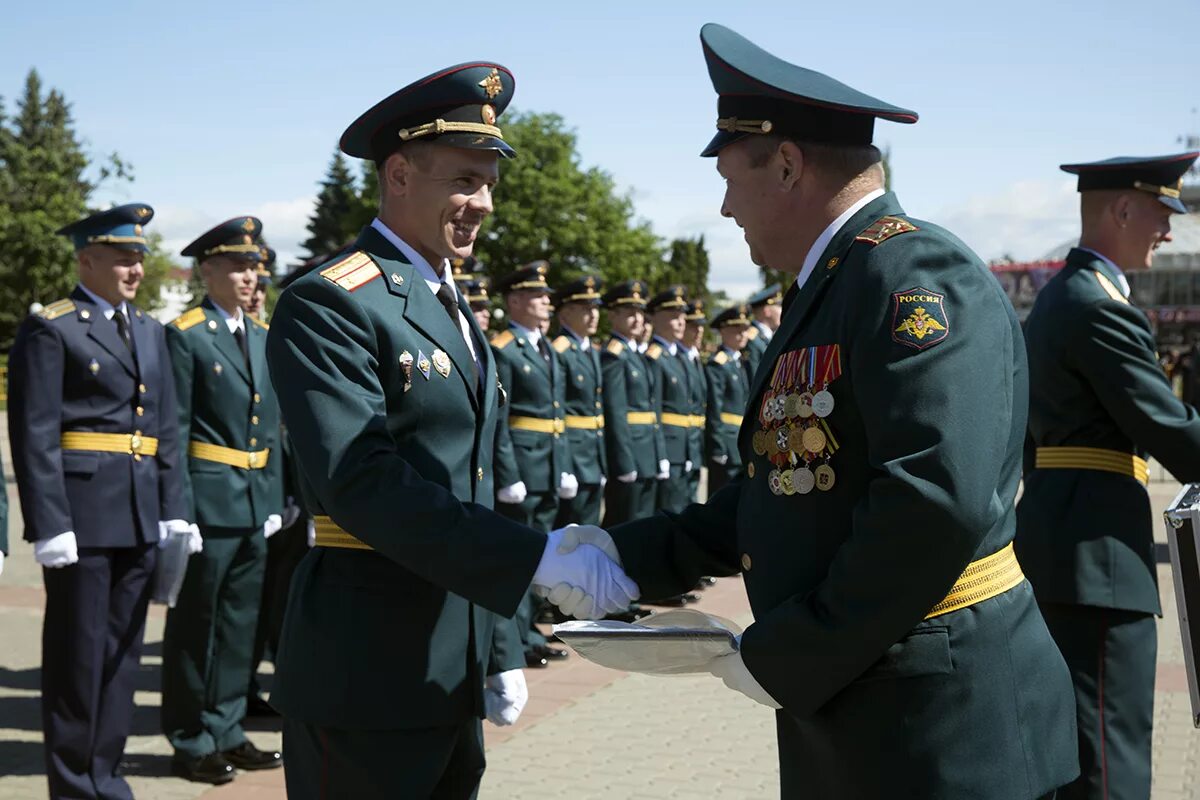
0 200 785 796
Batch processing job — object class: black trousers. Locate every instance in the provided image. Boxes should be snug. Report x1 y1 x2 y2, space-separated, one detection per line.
554 482 603 527
283 717 485 800
1040 603 1155 800
497 492 558 652
248 519 309 700
706 462 743 497
602 477 656 526
656 464 692 514
42 544 156 800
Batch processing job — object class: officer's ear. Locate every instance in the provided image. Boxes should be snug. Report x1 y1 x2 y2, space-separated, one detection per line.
777 141 805 191
1112 192 1133 229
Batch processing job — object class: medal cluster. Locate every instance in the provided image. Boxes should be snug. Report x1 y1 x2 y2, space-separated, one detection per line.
752 345 842 496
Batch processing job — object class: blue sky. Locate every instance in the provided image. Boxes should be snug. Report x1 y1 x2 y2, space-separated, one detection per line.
4 0 1197 299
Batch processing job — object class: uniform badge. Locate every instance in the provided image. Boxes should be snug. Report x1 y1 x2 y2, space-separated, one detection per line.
891 287 949 350
88 358 100 375
208 320 218 331
432 349 451 378
417 350 431 381
214 362 223 375
399 351 414 392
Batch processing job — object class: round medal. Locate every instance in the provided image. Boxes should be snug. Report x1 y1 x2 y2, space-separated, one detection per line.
784 393 802 419
794 466 816 495
763 396 778 421
768 469 783 496
776 426 791 452
773 395 787 420
802 426 827 454
812 390 835 418
779 469 795 496
797 391 815 419
787 426 806 454
814 463 836 491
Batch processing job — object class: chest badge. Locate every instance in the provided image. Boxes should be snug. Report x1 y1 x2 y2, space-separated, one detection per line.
432 349 452 378
891 287 949 350
416 350 432 381
399 351 414 392
88 358 100 375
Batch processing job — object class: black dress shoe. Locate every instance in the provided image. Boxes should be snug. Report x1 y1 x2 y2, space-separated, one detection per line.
222 741 282 771
534 644 569 660
171 753 236 785
245 694 279 717
525 652 549 668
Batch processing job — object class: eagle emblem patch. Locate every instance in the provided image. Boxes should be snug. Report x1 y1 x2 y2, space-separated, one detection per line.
891 287 949 350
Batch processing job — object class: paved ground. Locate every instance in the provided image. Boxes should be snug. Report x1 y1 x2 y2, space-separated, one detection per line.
2 443 1199 798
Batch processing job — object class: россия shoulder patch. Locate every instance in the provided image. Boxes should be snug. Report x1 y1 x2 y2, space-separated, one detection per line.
891 287 949 350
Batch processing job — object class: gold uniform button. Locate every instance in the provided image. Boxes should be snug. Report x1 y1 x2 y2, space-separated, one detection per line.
250 437 258 447
741 553 752 571
136 406 144 417
553 401 560 409
477 467 483 481
747 462 755 478
133 454 142 462
138 383 147 394
251 416 259 425
253 393 261 403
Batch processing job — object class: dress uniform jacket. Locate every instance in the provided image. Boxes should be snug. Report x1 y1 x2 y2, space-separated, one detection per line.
10 287 186 546
646 338 700 512
553 330 607 524
682 348 706 498
265 226 542 730
743 322 768 380
609 193 1077 799
1017 247 1200 613
601 334 661 523
704 347 748 482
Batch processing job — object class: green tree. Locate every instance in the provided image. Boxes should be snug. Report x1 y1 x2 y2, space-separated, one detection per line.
301 150 361 259
135 231 182 313
347 159 379 236
473 111 664 286
663 235 711 295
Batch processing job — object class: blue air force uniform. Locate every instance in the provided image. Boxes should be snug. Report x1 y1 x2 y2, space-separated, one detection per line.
8 204 187 800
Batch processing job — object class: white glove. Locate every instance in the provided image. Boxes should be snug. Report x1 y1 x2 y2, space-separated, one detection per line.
656 459 670 480
484 669 528 726
558 472 579 500
281 497 302 529
616 471 638 484
712 454 728 465
306 518 316 548
263 513 283 539
186 524 203 555
685 460 694 473
35 531 79 568
708 641 781 709
599 474 607 488
532 525 639 619
497 481 527 504
158 518 193 544
0 550 5 576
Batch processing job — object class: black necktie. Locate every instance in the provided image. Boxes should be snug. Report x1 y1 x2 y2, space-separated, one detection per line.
113 311 131 351
536 336 551 364
233 325 251 372
436 283 479 388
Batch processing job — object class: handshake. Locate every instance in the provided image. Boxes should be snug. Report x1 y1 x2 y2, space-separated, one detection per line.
530 525 640 619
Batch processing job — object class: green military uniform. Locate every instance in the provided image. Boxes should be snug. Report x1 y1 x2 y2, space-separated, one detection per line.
1016 152 1200 800
162 218 284 772
552 278 607 526
682 300 708 503
608 24 1077 799
600 281 660 526
646 286 700 514
705 305 752 495
742 284 779 379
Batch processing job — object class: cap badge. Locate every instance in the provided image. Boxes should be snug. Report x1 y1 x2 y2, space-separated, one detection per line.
241 218 255 232
136 207 151 219
478 69 503 99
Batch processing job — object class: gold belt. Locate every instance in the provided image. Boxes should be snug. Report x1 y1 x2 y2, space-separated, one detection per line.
661 412 704 428
188 441 271 470
565 415 605 430
925 543 1025 619
626 411 656 425
61 431 158 456
508 416 566 435
313 516 372 550
720 412 744 426
1034 446 1149 486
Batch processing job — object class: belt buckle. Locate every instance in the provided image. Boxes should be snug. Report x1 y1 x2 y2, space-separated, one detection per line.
247 451 259 468
129 434 143 454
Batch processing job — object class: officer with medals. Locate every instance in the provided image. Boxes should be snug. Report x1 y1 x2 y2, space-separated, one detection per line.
681 299 708 503
645 286 699 514
552 276 608 526
263 63 637 798
8 204 191 799
599 280 661 525
704 304 752 495
742 283 780 378
563 24 1077 799
1016 151 1200 800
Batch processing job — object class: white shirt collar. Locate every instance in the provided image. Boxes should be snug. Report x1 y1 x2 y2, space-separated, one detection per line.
687 346 700 361
510 320 541 347
562 325 589 350
723 346 741 361
209 298 245 333
653 335 678 356
371 218 454 298
753 319 773 341
796 188 886 290
1078 247 1131 297
76 284 126 321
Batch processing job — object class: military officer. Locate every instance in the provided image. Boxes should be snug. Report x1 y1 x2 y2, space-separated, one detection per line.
743 283 781 378
600 280 661 526
578 24 1077 799
704 305 752 495
681 299 708 503
162 217 285 784
552 276 608 526
246 247 273 320
645 285 698 514
8 204 190 799
465 275 492 331
263 64 636 798
1016 151 1200 800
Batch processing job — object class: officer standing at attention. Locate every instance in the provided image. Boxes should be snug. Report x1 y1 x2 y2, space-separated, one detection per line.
552 276 608 526
742 283 780 378
681 299 708 503
8 204 190 799
599 280 661 525
577 24 1077 799
162 217 285 784
245 247 273 320
1016 151 1200 800
704 304 752 495
646 285 696 513
465 275 492 331
263 63 637 798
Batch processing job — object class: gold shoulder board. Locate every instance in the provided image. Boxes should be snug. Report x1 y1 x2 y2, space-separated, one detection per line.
855 215 919 246
745 325 759 340
490 330 515 349
552 335 572 353
711 350 729 366
606 338 624 356
172 307 207 331
249 315 270 330
1094 272 1129 305
319 251 379 292
646 343 663 360
38 299 76 321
